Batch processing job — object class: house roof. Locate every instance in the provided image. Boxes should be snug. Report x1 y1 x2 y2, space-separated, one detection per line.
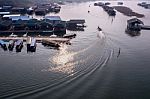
0 12 10 15
10 16 30 21
44 16 61 21
67 19 85 24
127 18 144 24
3 14 21 18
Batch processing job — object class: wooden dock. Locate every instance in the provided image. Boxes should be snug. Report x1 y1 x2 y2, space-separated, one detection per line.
141 25 150 30
0 37 70 43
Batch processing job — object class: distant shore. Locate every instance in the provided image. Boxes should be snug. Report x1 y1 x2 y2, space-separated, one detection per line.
113 6 144 18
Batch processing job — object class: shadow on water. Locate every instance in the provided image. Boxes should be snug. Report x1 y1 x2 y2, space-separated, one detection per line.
125 29 141 37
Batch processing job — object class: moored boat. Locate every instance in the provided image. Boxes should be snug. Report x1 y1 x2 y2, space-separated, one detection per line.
63 33 76 38
0 40 7 51
30 38 36 52
15 39 23 52
26 37 32 52
8 40 15 51
42 39 60 47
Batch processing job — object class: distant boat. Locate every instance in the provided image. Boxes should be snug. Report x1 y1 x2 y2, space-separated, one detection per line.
8 40 15 51
30 38 36 52
26 37 32 52
50 34 57 38
26 37 36 52
97 26 102 31
9 33 17 37
63 33 76 38
15 39 23 52
118 2 123 5
0 40 7 51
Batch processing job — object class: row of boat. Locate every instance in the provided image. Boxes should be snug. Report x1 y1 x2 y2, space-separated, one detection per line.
0 37 36 52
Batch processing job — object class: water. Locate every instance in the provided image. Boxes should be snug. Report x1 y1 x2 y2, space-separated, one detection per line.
1 1 150 99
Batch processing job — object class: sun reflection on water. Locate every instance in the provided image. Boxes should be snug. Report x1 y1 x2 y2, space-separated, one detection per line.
43 44 76 74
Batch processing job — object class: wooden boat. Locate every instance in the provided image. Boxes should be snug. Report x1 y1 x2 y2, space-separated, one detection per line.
8 40 15 51
26 37 32 52
30 38 36 52
0 40 7 51
15 39 23 52
63 33 76 38
42 39 60 47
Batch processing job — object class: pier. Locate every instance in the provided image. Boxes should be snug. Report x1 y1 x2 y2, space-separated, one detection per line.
0 37 70 43
141 25 150 30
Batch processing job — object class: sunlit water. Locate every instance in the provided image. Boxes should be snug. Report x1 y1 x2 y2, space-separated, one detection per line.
0 1 150 99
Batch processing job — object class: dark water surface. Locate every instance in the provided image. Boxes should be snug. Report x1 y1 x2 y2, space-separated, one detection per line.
1 1 150 99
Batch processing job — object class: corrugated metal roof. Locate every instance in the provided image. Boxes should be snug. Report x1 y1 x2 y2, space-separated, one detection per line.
67 19 85 24
11 16 31 21
3 14 21 18
44 16 61 21
0 12 10 15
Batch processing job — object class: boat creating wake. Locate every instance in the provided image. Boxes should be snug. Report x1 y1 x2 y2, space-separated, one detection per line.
0 31 117 99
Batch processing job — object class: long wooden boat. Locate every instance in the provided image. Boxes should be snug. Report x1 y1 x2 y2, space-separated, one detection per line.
15 39 23 52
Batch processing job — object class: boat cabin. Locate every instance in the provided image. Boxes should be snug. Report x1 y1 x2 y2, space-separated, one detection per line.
127 18 144 31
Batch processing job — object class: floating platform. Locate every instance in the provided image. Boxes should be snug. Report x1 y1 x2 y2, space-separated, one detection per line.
0 37 70 43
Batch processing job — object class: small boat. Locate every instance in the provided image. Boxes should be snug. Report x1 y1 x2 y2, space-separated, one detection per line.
8 40 15 51
97 26 102 31
42 39 60 47
118 2 123 5
9 33 17 37
26 37 32 52
0 40 7 51
30 38 36 52
63 33 76 38
15 39 23 52
50 34 57 38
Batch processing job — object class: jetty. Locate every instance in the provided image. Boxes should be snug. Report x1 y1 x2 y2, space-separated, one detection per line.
140 25 150 30
0 37 70 43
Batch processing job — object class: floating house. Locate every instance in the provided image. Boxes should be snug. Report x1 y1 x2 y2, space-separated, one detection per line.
54 22 66 36
94 2 104 6
35 8 47 15
11 7 27 14
105 2 111 6
0 20 12 30
12 20 26 30
27 7 34 15
102 6 116 16
66 19 85 27
26 19 40 30
39 21 53 30
44 16 62 25
127 18 144 31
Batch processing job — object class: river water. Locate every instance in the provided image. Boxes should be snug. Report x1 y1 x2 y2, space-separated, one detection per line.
0 1 150 99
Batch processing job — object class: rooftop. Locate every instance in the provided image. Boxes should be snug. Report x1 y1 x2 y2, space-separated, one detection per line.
44 16 61 21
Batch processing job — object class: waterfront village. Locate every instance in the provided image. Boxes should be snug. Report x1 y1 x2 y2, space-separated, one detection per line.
0 2 86 52
0 1 150 52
